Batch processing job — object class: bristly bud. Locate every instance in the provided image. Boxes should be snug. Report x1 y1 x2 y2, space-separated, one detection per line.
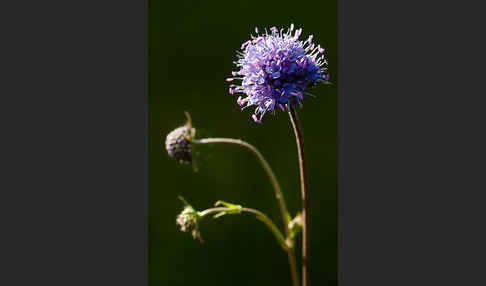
176 196 202 241
165 112 196 165
176 206 198 232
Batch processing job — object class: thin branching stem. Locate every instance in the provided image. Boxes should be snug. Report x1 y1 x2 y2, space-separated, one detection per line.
193 138 300 286
199 207 288 250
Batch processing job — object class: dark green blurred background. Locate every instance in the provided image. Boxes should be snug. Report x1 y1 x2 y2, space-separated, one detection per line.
149 0 337 285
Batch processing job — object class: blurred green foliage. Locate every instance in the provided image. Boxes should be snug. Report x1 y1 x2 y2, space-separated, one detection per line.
149 0 337 285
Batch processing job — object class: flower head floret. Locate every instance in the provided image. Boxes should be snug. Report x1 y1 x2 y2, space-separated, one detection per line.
227 24 329 123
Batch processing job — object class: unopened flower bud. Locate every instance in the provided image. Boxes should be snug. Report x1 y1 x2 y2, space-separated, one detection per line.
176 196 202 241
165 112 196 164
176 206 199 233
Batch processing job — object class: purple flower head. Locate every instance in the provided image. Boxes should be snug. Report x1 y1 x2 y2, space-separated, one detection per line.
227 24 329 123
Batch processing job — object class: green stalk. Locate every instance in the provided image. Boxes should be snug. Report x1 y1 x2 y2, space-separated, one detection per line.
199 207 288 251
193 138 300 286
289 107 310 286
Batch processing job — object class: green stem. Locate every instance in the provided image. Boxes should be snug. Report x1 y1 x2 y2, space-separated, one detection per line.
193 138 300 286
198 207 289 251
289 107 309 286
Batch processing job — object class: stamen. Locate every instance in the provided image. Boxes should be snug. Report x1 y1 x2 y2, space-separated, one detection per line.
308 35 313 45
294 28 302 39
237 96 249 106
241 41 250 49
252 114 262 124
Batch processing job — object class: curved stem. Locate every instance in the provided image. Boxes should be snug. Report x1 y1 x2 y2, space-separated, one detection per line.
289 107 309 286
193 138 300 286
193 138 289 228
198 207 288 251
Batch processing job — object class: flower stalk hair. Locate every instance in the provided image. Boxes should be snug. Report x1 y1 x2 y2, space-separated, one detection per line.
227 24 329 123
